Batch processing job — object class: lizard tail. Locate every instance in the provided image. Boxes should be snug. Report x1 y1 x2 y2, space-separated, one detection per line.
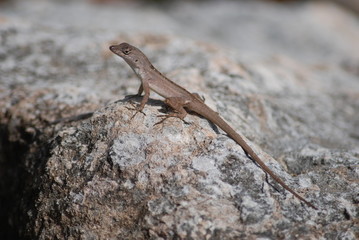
192 103 318 210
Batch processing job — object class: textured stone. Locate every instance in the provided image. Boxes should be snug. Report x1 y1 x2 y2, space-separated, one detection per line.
0 1 358 239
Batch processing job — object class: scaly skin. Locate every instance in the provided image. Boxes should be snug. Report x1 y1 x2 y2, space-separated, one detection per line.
109 42 317 210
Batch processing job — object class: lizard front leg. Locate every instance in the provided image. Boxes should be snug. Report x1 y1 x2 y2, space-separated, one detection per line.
126 83 144 99
136 81 150 111
126 81 150 118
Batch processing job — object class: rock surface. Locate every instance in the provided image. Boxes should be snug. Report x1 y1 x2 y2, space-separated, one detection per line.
0 0 358 239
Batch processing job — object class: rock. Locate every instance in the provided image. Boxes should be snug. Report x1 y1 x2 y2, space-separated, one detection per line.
0 1 358 239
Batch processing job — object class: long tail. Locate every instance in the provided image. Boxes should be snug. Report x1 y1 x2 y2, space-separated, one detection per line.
193 103 317 209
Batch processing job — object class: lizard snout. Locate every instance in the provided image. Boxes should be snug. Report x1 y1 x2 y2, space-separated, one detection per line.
109 45 118 53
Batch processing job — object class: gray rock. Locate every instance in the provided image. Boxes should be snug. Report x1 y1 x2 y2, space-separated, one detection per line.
0 1 358 239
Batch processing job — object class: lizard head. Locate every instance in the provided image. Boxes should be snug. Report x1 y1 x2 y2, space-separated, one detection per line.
109 43 134 57
109 43 150 70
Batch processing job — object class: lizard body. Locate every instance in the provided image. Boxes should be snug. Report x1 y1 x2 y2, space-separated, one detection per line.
109 43 317 210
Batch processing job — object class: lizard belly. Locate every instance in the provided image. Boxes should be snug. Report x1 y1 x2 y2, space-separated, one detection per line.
149 80 187 99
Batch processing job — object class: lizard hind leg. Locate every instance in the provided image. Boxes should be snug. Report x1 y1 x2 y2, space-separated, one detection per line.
155 97 188 125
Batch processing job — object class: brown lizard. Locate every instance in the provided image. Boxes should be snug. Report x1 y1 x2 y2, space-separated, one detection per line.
109 42 317 210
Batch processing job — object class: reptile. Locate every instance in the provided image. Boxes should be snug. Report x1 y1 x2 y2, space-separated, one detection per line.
109 42 317 210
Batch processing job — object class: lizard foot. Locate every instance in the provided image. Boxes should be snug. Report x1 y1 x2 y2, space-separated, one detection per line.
125 100 146 119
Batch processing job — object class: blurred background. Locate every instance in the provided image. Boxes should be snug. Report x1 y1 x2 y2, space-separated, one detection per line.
0 0 358 65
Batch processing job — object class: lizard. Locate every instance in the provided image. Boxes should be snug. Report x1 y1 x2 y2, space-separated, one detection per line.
109 42 317 210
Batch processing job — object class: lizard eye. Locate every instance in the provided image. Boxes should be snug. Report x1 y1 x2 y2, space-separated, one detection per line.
122 48 131 55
